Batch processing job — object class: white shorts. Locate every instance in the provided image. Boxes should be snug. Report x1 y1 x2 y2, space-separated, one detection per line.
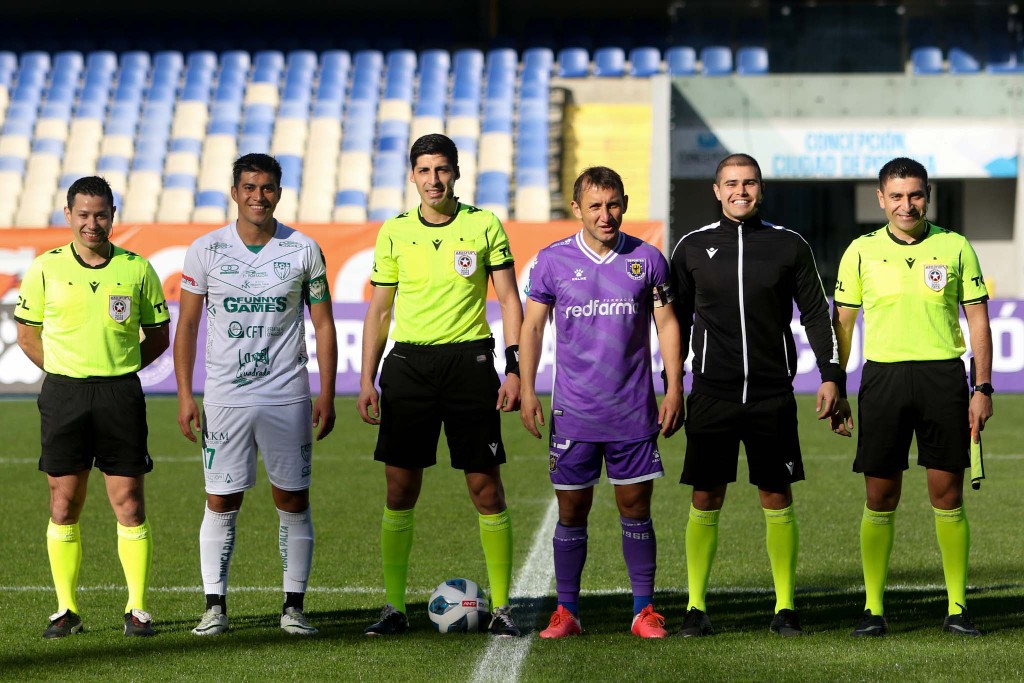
200 401 313 495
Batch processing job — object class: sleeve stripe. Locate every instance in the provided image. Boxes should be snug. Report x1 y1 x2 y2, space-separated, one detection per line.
962 296 989 305
13 315 41 326
833 300 861 309
486 262 515 272
369 280 398 287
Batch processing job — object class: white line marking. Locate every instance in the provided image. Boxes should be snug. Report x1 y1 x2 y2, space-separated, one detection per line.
470 498 558 683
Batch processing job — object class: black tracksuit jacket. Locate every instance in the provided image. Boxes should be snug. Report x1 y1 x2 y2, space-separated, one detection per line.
670 214 844 404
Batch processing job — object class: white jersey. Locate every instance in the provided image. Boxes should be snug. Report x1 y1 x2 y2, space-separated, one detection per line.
180 221 330 407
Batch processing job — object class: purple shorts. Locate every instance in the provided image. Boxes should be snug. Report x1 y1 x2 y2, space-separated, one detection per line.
548 434 664 489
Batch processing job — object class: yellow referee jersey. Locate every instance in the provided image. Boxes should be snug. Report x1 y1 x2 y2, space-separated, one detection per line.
370 203 514 344
15 243 170 377
834 222 988 363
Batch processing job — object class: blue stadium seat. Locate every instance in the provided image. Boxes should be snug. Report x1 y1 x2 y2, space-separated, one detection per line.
453 49 484 77
220 50 251 73
0 156 27 173
131 155 163 172
153 51 184 74
20 51 51 73
254 50 285 73
164 173 196 190
181 83 212 103
522 47 554 76
476 171 509 206
371 152 406 187
701 46 733 75
486 48 517 74
948 47 980 74
312 99 343 118
242 118 273 136
557 48 590 77
73 100 105 119
120 51 150 73
736 47 768 75
278 100 308 119
910 47 943 75
368 207 395 221
320 50 351 75
666 46 697 75
237 135 270 155
251 67 280 84
195 190 227 209
420 49 450 73
594 47 626 77
207 119 238 136
134 138 167 161
49 209 67 227
186 51 217 74
986 48 1024 73
629 47 661 77
97 155 130 174
335 190 367 208
86 51 117 76
278 154 303 189
287 50 318 75
170 138 203 155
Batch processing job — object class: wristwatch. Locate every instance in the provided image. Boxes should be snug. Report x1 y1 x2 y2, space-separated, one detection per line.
973 383 994 396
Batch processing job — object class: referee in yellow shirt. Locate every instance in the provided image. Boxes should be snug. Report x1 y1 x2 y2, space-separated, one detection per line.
15 176 170 638
831 157 993 637
358 134 523 637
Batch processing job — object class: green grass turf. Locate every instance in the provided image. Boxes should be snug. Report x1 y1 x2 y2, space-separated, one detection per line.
1 396 1022 682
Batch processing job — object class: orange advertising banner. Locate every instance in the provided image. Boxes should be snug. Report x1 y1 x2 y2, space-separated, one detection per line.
0 221 665 301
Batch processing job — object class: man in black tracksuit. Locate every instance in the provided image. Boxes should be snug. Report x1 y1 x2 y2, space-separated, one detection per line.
670 154 844 638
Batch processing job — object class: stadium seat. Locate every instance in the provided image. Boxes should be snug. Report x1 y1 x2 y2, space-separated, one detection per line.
910 47 943 75
333 189 368 223
986 48 1024 73
948 47 980 74
666 46 697 75
193 188 228 223
475 170 509 221
701 46 733 75
557 48 590 77
629 47 662 77
736 47 768 75
593 47 626 77
522 47 554 77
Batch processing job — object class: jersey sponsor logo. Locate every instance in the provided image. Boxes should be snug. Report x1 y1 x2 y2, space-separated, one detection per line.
268 325 285 336
706 247 719 258
228 321 265 338
219 264 239 275
563 298 640 319
244 269 267 277
208 242 230 251
925 264 947 291
205 430 230 445
626 258 645 281
300 442 312 476
234 346 271 386
274 261 291 279
15 295 29 311
242 279 270 289
572 268 586 281
455 250 477 277
278 240 303 247
223 296 287 312
109 295 131 322
182 274 198 286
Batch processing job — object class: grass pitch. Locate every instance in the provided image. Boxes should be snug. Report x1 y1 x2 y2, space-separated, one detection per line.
1 395 1023 682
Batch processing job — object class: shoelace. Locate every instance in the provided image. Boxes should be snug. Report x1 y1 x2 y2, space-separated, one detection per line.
548 608 572 627
638 607 665 627
494 609 515 628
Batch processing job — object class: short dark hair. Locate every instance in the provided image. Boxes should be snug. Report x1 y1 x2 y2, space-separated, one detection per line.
232 153 283 187
572 166 626 205
878 157 928 189
409 133 459 173
67 176 114 210
715 153 762 184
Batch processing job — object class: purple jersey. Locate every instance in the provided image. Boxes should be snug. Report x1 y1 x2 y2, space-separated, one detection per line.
527 230 673 442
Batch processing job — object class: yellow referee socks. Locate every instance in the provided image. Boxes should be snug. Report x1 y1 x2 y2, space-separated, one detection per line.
764 505 799 613
381 507 415 613
117 519 152 613
860 505 895 616
47 520 82 614
685 505 720 612
934 506 970 615
479 509 513 609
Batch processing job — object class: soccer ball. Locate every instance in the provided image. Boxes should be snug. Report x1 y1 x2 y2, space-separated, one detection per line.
427 578 489 633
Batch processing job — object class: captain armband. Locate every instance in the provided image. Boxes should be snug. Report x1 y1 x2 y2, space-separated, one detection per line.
504 345 520 377
651 282 675 308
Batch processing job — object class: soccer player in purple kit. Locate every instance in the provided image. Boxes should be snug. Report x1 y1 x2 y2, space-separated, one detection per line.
520 167 684 639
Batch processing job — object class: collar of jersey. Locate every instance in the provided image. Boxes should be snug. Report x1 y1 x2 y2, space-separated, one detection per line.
417 202 460 227
233 219 280 248
70 242 114 269
719 214 768 233
884 221 932 246
575 230 624 264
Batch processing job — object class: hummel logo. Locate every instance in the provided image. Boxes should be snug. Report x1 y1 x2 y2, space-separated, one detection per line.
905 258 915 269
432 239 442 250
706 247 718 259
785 462 795 475
488 443 499 456
89 281 100 292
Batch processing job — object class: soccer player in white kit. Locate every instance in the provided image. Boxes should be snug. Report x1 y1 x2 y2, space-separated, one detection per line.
175 153 338 636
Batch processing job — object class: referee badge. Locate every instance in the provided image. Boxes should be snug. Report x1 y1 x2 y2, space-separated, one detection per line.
108 295 131 323
454 250 477 277
924 264 948 291
626 258 645 281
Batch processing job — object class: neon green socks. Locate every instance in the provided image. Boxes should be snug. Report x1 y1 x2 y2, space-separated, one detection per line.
381 507 415 612
934 506 970 615
861 504 896 615
685 505 720 612
117 519 152 613
479 509 513 609
764 505 798 613
47 520 82 614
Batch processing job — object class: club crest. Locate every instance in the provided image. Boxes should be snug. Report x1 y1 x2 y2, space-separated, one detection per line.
309 278 326 301
108 295 131 323
274 261 291 280
626 258 645 281
455 250 477 277
924 264 947 291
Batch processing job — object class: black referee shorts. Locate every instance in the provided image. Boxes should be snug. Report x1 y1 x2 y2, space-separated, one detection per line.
374 338 505 471
854 359 970 475
38 373 153 477
681 391 803 492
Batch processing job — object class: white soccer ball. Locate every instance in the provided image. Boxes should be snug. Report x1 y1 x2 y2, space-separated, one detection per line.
427 578 489 633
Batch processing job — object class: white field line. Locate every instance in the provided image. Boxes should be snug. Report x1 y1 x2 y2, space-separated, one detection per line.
470 497 558 683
